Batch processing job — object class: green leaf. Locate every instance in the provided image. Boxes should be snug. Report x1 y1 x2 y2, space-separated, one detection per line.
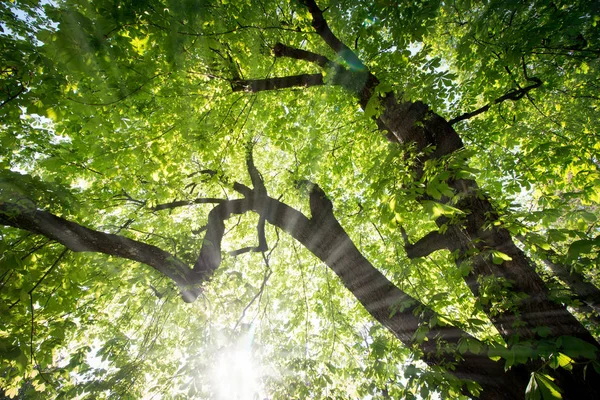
527 372 563 400
422 200 464 218
526 372 542 400
555 353 573 371
579 211 597 223
559 336 599 359
536 373 562 399
364 96 382 118
567 239 598 260
468 339 483 354
457 338 469 354
491 250 512 265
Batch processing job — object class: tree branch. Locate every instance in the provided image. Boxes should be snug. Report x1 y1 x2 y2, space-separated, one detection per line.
543 257 600 315
252 190 523 396
192 198 254 275
517 236 600 315
250 42 379 106
299 0 367 71
0 202 200 302
151 198 225 211
245 142 266 195
404 230 455 258
273 42 337 69
231 74 324 92
0 178 525 394
449 78 543 125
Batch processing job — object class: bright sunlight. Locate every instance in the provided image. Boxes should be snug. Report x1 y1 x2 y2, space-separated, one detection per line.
211 332 264 400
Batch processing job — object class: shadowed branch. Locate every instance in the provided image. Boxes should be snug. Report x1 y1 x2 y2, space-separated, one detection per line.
299 0 367 71
231 74 324 92
449 78 542 125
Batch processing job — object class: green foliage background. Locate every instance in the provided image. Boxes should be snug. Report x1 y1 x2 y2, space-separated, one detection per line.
1 0 599 398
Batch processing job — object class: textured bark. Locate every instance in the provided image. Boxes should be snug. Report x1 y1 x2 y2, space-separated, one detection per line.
232 74 324 92
522 241 600 316
390 117 600 398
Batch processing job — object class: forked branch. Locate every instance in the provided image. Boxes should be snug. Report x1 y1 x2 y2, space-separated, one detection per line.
0 161 523 395
299 0 367 71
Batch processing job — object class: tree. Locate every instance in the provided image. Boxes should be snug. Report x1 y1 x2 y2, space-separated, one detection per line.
1 0 599 398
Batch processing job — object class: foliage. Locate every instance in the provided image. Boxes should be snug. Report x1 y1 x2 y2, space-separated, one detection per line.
1 0 599 398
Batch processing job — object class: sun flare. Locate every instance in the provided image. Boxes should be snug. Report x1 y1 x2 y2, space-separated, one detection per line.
212 343 262 400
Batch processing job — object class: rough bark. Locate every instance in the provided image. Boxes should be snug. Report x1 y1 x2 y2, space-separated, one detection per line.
232 73 324 92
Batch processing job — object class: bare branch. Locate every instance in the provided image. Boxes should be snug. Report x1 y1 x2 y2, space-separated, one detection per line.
449 78 542 125
273 42 337 69
152 198 225 211
0 202 200 302
231 74 324 92
299 0 367 71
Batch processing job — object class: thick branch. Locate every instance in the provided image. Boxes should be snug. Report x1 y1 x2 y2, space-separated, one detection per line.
1 185 526 395
225 148 269 257
403 230 455 259
271 42 379 106
0 202 200 302
543 257 600 314
273 42 337 69
246 143 266 195
231 74 324 92
517 236 600 315
151 198 224 211
255 192 526 397
192 198 254 275
299 0 367 71
449 78 543 125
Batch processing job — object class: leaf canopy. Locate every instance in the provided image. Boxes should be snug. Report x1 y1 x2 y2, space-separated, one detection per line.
1 0 599 398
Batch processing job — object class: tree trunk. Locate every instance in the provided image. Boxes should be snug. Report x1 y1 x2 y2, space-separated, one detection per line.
379 94 600 398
